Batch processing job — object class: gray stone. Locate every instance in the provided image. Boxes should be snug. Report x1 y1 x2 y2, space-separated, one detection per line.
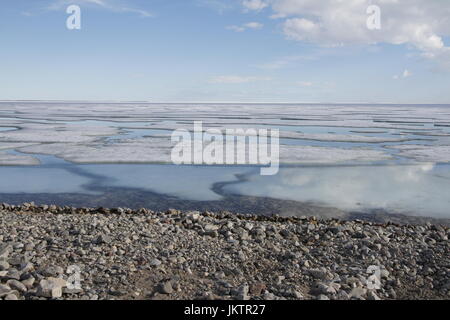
21 277 35 289
0 244 12 259
311 282 336 295
37 278 67 298
19 262 34 273
236 284 250 300
0 284 12 296
7 279 27 293
367 291 381 300
0 259 10 271
149 259 162 267
157 281 173 294
5 293 18 300
95 234 112 244
350 287 367 300
306 269 329 280
39 265 64 277
263 292 276 300
5 269 21 281
336 290 350 300
204 224 219 232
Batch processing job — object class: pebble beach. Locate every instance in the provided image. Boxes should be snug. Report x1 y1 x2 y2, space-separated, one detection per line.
0 203 449 300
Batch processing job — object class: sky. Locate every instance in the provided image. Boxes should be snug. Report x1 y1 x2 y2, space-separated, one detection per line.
0 0 450 103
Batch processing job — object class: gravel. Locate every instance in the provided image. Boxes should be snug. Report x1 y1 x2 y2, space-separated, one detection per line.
0 202 449 300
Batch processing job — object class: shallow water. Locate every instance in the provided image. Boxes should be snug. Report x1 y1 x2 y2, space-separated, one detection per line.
0 127 17 132
0 151 449 218
80 164 253 201
0 166 95 194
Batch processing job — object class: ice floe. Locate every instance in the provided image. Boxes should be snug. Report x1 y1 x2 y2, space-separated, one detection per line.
17 139 173 164
279 145 392 163
276 132 414 143
15 136 393 165
0 142 39 151
0 151 40 166
385 145 450 163
0 124 119 143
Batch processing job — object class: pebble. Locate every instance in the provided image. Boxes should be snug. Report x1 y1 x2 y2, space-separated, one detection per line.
149 259 162 267
6 279 27 293
0 260 10 271
157 281 173 294
37 278 67 298
5 293 18 300
350 287 367 300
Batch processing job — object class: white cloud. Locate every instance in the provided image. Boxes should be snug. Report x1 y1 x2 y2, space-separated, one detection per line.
48 0 152 17
226 21 263 32
283 18 323 43
242 0 269 12
226 25 246 32
393 69 412 79
209 75 272 84
244 0 450 70
244 22 264 29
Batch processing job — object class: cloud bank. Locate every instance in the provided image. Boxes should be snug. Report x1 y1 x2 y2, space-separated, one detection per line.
242 0 450 70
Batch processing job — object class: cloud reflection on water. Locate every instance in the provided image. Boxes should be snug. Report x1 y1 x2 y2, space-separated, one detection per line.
224 163 450 218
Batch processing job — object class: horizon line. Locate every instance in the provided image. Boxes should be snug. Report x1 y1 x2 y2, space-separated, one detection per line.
0 100 449 105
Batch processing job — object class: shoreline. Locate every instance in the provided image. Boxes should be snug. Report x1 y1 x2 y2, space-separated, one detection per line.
0 203 449 300
1 188 450 227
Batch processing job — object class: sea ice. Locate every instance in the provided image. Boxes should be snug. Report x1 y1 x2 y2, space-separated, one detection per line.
0 151 40 166
1 102 449 165
0 124 119 143
17 139 173 164
385 145 450 163
16 137 393 165
279 145 392 163
0 142 39 151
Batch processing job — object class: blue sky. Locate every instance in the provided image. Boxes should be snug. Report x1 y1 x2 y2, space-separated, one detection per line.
0 0 449 103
